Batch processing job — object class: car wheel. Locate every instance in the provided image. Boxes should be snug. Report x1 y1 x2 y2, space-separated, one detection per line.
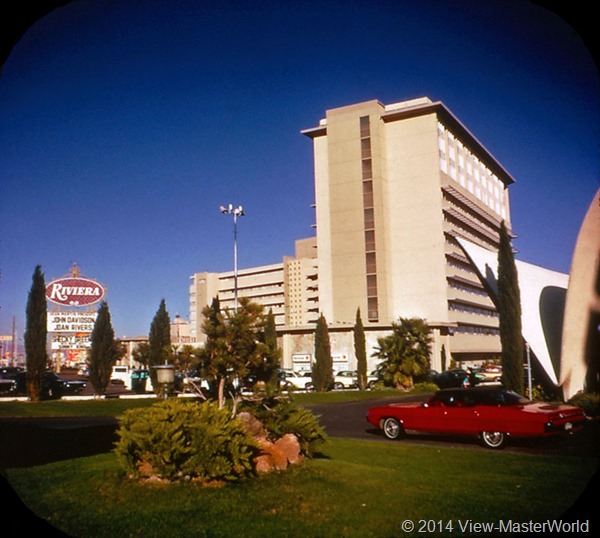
480 431 506 449
333 382 344 390
382 417 404 440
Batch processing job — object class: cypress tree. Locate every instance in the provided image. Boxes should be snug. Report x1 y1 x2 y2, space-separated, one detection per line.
148 299 172 390
24 265 49 401
199 297 228 406
89 301 122 396
259 308 281 386
312 314 333 392
354 308 368 390
497 221 524 394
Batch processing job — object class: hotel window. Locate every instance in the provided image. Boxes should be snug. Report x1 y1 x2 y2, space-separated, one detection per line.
366 252 377 273
361 138 371 157
364 229 376 251
360 115 370 138
366 274 378 295
364 207 375 229
362 159 373 179
367 297 379 322
363 180 374 207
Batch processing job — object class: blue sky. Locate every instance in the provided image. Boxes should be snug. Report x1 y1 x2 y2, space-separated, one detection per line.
0 0 598 341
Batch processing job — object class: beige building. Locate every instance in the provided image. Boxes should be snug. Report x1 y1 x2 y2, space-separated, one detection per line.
301 97 515 369
189 237 319 344
190 97 517 372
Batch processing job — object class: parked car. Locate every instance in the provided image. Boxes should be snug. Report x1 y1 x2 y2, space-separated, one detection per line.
432 368 485 388
281 370 314 391
479 365 503 382
333 370 359 390
366 370 384 389
0 376 17 395
367 386 586 449
13 371 87 399
0 366 24 378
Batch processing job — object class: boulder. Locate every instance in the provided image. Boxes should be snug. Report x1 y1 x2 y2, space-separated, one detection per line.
274 433 302 465
237 411 268 438
254 433 302 473
238 413 303 474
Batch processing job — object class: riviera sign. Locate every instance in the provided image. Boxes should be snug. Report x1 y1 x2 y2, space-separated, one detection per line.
45 277 105 307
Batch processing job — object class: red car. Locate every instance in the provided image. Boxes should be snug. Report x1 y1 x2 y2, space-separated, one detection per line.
366 387 586 449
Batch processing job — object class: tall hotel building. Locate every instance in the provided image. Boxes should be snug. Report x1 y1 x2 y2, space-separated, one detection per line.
190 97 516 371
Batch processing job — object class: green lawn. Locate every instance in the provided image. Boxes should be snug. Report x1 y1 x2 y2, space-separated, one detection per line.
2 391 597 536
6 438 596 537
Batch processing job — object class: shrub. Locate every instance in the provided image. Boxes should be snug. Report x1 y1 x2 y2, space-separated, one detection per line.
114 399 257 483
568 392 600 419
411 382 439 394
240 394 328 457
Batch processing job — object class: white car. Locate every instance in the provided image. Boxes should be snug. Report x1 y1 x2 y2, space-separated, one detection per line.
333 370 359 390
282 371 314 391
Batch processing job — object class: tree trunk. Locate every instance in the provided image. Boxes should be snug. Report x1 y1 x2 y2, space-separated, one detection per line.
218 376 226 409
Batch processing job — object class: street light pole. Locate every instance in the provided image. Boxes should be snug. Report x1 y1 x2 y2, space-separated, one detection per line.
219 203 245 311
525 341 532 399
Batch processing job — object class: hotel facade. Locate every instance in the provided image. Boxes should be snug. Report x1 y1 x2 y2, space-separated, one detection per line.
190 97 517 373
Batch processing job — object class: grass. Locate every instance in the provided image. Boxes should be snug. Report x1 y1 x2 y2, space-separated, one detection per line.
6 438 596 537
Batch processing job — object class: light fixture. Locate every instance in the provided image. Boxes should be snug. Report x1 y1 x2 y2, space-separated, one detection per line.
220 203 245 310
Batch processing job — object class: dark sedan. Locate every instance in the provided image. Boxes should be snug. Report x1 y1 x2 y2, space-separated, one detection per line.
13 371 87 399
432 368 486 388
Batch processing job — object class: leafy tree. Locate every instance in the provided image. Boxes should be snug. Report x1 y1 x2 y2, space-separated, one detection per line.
312 314 333 392
89 301 123 396
497 221 524 394
354 308 368 390
148 299 172 390
132 342 150 366
24 265 49 401
198 297 226 402
171 344 197 373
199 297 268 409
373 318 432 389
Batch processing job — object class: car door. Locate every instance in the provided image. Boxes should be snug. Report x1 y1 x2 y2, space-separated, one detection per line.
407 393 452 432
440 391 482 434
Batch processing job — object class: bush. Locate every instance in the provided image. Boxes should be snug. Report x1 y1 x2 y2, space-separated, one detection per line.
239 394 328 457
411 382 439 394
114 399 257 483
568 392 600 419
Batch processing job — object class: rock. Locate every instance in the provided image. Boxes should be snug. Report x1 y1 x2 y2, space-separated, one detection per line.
237 411 268 438
236 412 303 474
274 433 302 465
254 433 303 473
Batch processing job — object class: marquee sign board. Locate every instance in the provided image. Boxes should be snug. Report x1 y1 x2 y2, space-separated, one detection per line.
45 277 105 307
51 334 92 350
47 311 98 333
